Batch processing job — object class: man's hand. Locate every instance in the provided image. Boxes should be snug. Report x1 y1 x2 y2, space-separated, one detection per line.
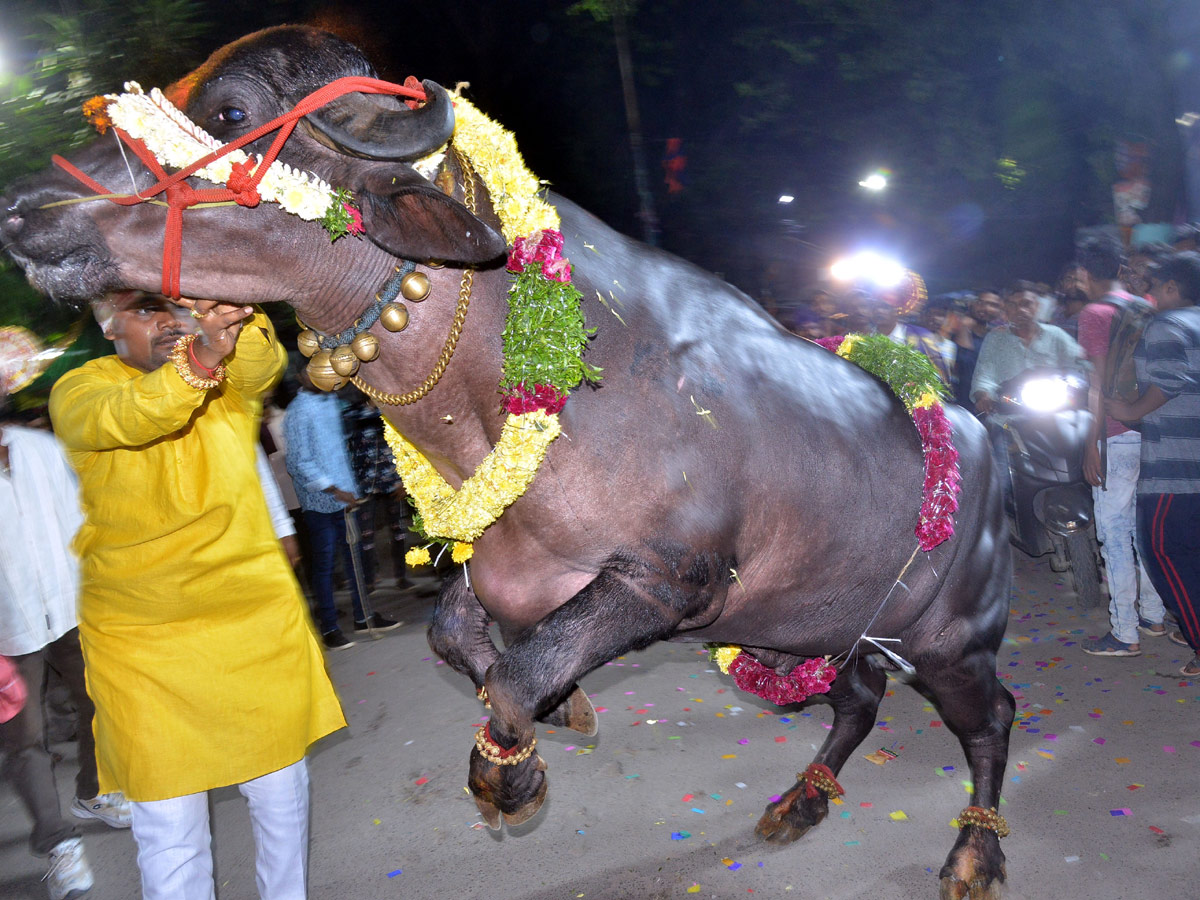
327 488 359 507
280 534 302 569
176 298 255 372
974 393 995 415
1083 442 1104 487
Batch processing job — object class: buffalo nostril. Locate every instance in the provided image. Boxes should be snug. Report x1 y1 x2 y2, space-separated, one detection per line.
1 202 24 239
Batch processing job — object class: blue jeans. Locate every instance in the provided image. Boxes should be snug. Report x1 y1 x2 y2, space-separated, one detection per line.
303 509 365 634
1093 433 1165 643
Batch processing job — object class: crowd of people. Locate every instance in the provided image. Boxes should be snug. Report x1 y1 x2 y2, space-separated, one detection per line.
0 230 1196 898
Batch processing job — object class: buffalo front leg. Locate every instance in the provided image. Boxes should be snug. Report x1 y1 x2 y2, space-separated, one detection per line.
756 656 887 843
471 550 722 830
921 649 1016 900
427 569 596 735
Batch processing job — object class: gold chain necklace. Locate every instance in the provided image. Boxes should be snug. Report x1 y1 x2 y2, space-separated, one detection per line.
351 147 477 407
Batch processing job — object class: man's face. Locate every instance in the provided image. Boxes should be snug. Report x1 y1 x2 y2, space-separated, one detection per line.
1148 277 1186 312
921 306 947 335
974 292 1004 325
1006 291 1040 330
98 292 193 373
862 296 898 333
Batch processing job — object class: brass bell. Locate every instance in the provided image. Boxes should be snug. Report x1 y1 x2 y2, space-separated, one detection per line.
351 331 380 362
380 302 409 332
296 330 321 358
400 271 431 302
306 349 348 392
329 344 360 378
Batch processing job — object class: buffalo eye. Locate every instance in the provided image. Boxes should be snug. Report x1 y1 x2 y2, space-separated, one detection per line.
217 106 247 124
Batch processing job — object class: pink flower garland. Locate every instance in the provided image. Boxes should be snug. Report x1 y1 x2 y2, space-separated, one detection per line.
813 333 959 551
728 654 837 705
507 228 572 282
501 228 575 415
913 404 960 550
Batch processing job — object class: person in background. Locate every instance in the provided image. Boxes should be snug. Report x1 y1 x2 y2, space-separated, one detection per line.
1074 234 1167 657
285 370 399 650
922 294 965 393
859 291 949 383
953 289 1006 413
343 395 409 593
1 331 132 900
49 292 345 899
970 283 1084 415
1108 251 1200 677
1054 266 1090 341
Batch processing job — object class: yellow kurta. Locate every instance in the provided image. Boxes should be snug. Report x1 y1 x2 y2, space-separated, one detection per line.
49 312 345 801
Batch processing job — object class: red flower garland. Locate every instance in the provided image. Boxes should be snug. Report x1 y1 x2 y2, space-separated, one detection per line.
728 653 836 705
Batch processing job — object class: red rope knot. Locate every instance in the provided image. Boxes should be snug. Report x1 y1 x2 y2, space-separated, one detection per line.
164 180 200 210
402 75 423 110
226 159 261 207
798 763 844 801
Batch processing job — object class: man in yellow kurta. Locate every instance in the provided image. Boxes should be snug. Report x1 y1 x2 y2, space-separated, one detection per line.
49 291 345 900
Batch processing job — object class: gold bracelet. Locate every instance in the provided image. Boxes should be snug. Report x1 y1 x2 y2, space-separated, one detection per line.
473 725 536 766
956 806 1010 838
170 334 226 390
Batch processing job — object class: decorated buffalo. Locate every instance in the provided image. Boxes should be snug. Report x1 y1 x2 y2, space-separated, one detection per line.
1 26 1015 898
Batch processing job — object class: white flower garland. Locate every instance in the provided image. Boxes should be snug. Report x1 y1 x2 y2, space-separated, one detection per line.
100 82 337 221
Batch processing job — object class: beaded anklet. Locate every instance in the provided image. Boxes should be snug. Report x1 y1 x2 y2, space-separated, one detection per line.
474 723 536 766
956 805 1010 838
797 762 845 801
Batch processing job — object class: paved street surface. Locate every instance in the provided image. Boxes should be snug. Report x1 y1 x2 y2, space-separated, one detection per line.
2 552 1196 899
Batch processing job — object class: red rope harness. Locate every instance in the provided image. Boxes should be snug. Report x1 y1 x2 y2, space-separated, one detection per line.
51 76 428 298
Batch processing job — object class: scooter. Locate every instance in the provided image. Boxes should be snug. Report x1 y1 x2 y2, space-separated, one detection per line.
988 367 1104 608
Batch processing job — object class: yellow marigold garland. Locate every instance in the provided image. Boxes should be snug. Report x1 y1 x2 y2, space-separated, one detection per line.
391 96 594 564
384 410 561 545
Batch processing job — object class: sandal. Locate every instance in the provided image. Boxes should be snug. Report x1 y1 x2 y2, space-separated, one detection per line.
1181 655 1200 678
1168 630 1191 647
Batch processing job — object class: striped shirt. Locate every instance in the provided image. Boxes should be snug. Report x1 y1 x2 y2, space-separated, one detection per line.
0 425 84 656
1135 305 1200 494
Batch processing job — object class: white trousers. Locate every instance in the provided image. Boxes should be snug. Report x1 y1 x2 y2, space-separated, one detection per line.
129 760 310 900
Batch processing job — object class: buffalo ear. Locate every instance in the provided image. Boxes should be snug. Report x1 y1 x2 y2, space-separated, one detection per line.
358 169 506 266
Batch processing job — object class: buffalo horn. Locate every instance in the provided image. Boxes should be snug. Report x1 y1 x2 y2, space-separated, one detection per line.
306 80 455 161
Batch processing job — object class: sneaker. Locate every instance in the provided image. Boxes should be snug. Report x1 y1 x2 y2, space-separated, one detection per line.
45 837 93 900
1137 617 1166 637
1182 654 1200 678
1168 630 1191 647
71 793 131 828
1082 633 1141 657
321 629 355 651
353 614 402 632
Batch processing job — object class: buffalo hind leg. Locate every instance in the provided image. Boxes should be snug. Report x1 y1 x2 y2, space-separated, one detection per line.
756 656 887 843
472 548 725 829
427 569 595 735
919 649 1015 900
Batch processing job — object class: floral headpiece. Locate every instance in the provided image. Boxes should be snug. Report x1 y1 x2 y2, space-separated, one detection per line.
85 84 363 240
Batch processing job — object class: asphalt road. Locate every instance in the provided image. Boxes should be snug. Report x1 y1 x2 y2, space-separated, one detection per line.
2 551 1196 900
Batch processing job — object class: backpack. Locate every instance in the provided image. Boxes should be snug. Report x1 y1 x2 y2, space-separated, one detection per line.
1099 291 1155 406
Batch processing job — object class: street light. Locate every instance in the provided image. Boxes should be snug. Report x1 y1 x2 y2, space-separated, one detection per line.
858 172 888 191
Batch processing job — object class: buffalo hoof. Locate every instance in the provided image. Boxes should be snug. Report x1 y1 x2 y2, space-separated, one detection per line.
938 869 1005 900
754 785 828 844
468 744 548 831
502 768 549 826
540 685 598 736
938 829 1006 899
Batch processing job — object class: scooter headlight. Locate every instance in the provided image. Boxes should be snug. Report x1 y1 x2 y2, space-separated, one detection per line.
1019 376 1070 412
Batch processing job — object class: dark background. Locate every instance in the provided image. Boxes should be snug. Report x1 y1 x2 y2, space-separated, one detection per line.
5 0 1200 332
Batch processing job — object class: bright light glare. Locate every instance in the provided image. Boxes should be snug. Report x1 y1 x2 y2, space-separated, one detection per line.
859 173 888 191
830 251 905 287
778 194 795 204
1019 377 1069 412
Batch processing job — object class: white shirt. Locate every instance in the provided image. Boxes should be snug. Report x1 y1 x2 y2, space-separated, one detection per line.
0 425 84 655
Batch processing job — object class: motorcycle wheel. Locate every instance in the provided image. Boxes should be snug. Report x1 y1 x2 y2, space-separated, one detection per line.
1064 527 1103 609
